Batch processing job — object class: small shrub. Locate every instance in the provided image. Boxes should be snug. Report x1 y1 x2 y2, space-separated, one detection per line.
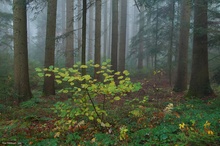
36 60 141 138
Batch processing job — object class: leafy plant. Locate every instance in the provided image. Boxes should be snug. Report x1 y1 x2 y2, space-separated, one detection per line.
36 60 141 137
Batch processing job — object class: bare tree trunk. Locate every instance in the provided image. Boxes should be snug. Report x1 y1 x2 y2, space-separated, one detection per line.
81 0 87 75
173 0 191 92
187 0 214 98
103 0 108 61
43 0 57 95
65 0 74 67
168 0 175 86
137 6 144 70
111 0 118 71
77 0 82 62
94 0 101 80
13 0 32 102
88 4 94 61
118 0 127 72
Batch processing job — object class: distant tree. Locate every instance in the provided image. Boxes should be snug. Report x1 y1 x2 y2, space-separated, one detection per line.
94 0 101 80
187 0 214 97
173 0 191 92
111 0 118 71
167 0 175 85
81 0 87 75
102 0 108 60
13 0 32 102
137 6 144 70
65 0 74 67
118 0 127 72
88 3 94 61
77 0 82 62
43 0 57 95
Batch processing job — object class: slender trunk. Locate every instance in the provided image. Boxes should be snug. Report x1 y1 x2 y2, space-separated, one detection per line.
168 0 175 86
43 0 57 95
94 0 102 80
111 0 118 72
81 0 87 75
137 7 144 70
65 0 74 67
118 0 127 72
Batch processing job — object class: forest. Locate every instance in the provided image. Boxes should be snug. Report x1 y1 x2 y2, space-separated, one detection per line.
0 0 220 145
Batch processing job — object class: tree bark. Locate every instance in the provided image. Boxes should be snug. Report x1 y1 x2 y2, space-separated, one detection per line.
65 0 74 67
81 0 87 75
137 6 144 70
88 4 94 61
173 0 191 92
111 0 118 72
168 0 175 86
94 0 101 80
43 0 57 95
118 0 127 72
13 0 32 102
187 0 214 98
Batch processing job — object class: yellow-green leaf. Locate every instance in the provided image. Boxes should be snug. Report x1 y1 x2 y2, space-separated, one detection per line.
97 118 101 123
35 68 42 72
114 96 121 101
123 70 130 76
94 64 100 68
45 73 51 77
89 116 94 121
80 65 88 68
114 71 120 75
37 73 44 77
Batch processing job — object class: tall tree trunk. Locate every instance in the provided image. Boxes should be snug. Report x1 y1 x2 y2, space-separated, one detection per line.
187 0 214 98
111 0 118 71
81 0 87 75
94 0 101 80
103 0 108 61
137 6 144 70
77 0 82 62
154 3 159 71
65 0 74 67
13 0 32 102
118 0 127 72
168 0 175 86
173 0 191 92
43 0 57 95
88 4 94 61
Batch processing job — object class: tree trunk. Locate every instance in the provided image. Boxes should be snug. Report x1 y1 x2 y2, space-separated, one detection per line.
81 0 87 75
187 0 214 98
111 0 118 72
43 0 57 95
13 0 32 102
77 0 82 62
173 0 191 92
94 0 101 80
65 0 74 67
118 0 127 72
103 0 108 61
168 0 175 86
88 4 94 61
137 6 144 70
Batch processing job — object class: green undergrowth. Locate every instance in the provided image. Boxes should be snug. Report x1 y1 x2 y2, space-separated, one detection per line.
0 61 220 145
1 97 220 145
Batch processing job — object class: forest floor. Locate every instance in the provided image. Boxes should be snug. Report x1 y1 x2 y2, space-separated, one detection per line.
0 77 220 145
